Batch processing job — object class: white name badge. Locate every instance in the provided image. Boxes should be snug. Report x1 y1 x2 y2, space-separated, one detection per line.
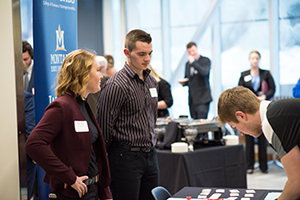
74 121 89 132
244 75 252 82
149 88 158 97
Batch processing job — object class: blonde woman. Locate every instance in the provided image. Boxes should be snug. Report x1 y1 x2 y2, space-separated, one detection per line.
25 49 112 200
149 65 173 117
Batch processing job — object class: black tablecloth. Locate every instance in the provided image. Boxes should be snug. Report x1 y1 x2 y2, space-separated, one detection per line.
157 144 247 194
172 187 281 200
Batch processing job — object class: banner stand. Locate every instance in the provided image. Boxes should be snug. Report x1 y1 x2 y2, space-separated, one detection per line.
33 1 78 199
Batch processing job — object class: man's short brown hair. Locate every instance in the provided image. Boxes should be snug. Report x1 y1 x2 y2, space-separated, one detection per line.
217 86 261 124
22 41 34 59
186 42 197 49
125 29 152 52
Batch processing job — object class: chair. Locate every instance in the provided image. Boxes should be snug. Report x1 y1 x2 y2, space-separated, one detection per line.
151 186 172 200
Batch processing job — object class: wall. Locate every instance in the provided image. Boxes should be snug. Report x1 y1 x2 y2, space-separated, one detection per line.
0 0 21 199
78 0 104 55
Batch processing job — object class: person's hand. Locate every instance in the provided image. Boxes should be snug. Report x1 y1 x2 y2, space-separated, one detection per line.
188 55 195 63
178 78 188 86
178 81 185 86
71 176 89 198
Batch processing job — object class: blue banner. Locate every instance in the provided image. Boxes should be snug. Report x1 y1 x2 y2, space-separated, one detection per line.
33 0 77 199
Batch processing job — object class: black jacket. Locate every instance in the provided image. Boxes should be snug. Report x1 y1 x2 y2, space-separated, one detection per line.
184 55 212 105
238 69 276 100
158 78 173 117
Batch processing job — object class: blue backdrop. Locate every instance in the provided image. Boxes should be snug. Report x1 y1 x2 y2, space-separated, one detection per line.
33 1 77 199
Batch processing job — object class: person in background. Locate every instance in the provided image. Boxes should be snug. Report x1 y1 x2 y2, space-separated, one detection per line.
96 55 110 87
22 41 35 94
25 49 112 200
292 78 300 98
148 65 173 118
104 54 117 77
179 42 212 119
24 90 37 200
23 40 39 199
218 86 300 200
97 29 159 200
87 55 109 116
238 50 276 174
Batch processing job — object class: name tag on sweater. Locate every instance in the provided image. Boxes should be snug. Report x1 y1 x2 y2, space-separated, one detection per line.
74 121 89 132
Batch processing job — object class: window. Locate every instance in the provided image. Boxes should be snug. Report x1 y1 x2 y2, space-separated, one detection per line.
220 0 269 90
279 0 300 85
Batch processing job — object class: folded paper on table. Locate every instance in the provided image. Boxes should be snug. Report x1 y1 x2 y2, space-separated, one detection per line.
168 198 198 200
264 192 281 200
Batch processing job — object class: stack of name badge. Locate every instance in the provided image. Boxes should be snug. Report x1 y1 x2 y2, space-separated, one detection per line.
171 142 188 153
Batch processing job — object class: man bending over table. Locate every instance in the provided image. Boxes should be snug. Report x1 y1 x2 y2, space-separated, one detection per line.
217 86 300 200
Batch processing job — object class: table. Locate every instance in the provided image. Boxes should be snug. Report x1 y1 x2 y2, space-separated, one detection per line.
157 144 247 194
170 187 282 200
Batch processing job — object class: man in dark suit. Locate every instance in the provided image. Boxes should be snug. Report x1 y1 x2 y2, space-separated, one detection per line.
22 41 34 94
23 41 38 199
24 91 37 200
179 42 212 119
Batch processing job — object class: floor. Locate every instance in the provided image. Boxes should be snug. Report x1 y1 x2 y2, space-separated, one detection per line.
237 135 287 191
246 159 287 191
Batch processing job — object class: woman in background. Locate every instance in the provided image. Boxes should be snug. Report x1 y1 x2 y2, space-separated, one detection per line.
149 65 173 118
104 54 117 77
25 49 112 200
238 50 276 174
